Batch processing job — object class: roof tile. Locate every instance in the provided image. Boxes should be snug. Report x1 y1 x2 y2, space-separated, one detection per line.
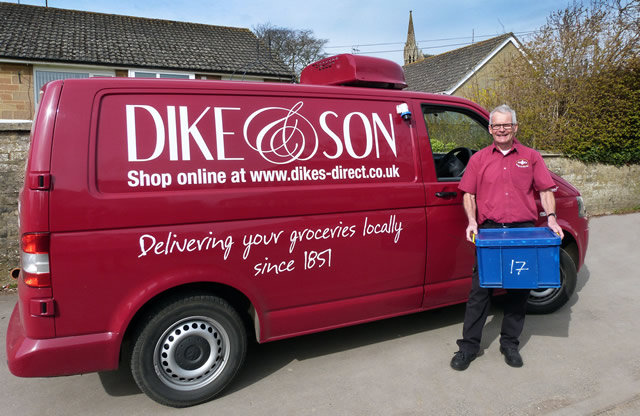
0 2 293 79
403 33 516 93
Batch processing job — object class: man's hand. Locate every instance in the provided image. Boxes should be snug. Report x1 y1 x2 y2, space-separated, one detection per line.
540 189 564 239
466 222 478 243
462 192 478 243
547 215 564 239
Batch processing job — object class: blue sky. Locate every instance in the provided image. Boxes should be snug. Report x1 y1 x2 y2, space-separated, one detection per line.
13 0 572 64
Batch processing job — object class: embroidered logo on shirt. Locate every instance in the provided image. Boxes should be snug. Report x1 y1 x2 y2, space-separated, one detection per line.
516 159 530 168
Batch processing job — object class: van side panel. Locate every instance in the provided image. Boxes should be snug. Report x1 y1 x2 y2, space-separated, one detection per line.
47 81 428 341
51 208 427 340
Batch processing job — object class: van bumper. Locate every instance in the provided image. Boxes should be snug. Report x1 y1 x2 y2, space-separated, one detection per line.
6 303 120 377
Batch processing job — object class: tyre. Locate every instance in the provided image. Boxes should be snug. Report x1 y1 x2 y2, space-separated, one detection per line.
526 248 577 314
130 295 247 407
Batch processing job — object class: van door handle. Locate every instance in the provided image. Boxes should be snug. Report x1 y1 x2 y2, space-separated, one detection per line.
435 191 457 198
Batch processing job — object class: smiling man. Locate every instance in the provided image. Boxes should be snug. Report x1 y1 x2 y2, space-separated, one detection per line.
450 104 564 371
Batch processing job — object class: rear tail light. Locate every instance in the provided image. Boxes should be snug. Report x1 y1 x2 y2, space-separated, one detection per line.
21 233 51 288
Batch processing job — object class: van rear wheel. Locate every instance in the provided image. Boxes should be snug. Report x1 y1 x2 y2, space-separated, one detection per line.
131 295 246 407
526 248 577 314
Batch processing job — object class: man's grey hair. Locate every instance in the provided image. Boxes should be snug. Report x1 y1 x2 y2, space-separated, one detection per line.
490 104 517 125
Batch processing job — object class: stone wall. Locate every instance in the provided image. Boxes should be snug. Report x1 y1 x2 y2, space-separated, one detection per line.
543 155 640 216
1 125 639 278
0 122 30 279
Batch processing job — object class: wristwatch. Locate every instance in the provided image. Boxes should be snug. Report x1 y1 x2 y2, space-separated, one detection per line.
547 213 557 218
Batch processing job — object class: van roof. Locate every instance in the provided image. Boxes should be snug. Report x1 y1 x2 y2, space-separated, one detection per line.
56 76 484 111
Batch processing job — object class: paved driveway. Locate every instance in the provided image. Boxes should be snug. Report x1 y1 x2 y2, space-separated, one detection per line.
1 213 639 415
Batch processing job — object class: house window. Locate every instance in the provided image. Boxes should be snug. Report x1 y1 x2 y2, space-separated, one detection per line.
130 70 193 79
34 68 114 103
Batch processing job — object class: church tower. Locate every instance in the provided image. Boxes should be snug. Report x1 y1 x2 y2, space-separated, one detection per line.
404 11 424 65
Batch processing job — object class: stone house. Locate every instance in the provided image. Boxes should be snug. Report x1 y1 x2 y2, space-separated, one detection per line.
0 1 294 122
402 16 524 100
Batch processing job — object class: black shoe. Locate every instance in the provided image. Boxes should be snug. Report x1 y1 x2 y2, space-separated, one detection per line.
450 351 477 371
500 346 523 367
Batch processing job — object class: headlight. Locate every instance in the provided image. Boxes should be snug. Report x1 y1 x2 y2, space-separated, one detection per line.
576 196 587 218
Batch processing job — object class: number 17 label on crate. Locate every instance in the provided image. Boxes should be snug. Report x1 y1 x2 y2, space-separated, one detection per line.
501 249 539 288
510 259 529 275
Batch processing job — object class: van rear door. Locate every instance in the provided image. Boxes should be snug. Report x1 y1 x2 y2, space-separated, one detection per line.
16 80 64 339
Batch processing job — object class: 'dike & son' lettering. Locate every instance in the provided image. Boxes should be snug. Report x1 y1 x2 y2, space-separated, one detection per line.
124 102 399 166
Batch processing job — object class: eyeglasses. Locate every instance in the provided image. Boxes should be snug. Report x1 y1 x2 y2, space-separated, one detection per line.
490 123 515 131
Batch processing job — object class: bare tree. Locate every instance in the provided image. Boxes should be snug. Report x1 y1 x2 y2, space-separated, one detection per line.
470 0 640 164
253 23 328 82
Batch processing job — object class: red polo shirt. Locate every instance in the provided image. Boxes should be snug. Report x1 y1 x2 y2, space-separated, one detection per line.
459 140 556 224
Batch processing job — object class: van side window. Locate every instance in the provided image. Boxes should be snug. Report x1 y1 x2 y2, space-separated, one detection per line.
422 106 492 181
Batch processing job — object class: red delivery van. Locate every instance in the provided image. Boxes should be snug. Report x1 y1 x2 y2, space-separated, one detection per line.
7 54 589 407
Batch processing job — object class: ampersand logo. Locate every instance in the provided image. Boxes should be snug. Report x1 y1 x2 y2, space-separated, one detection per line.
243 102 319 165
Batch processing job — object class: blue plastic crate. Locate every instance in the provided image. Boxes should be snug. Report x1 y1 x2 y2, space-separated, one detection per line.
476 227 561 289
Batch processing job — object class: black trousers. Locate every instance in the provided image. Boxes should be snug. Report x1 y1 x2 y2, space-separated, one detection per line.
456 221 534 354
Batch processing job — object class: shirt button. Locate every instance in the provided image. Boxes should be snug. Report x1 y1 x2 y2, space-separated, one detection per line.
506 192 509 196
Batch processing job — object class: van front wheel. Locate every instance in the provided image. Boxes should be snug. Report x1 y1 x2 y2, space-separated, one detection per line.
131 295 246 407
526 248 577 314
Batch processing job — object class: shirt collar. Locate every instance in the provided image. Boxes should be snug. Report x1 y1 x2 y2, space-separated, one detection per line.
492 138 521 155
